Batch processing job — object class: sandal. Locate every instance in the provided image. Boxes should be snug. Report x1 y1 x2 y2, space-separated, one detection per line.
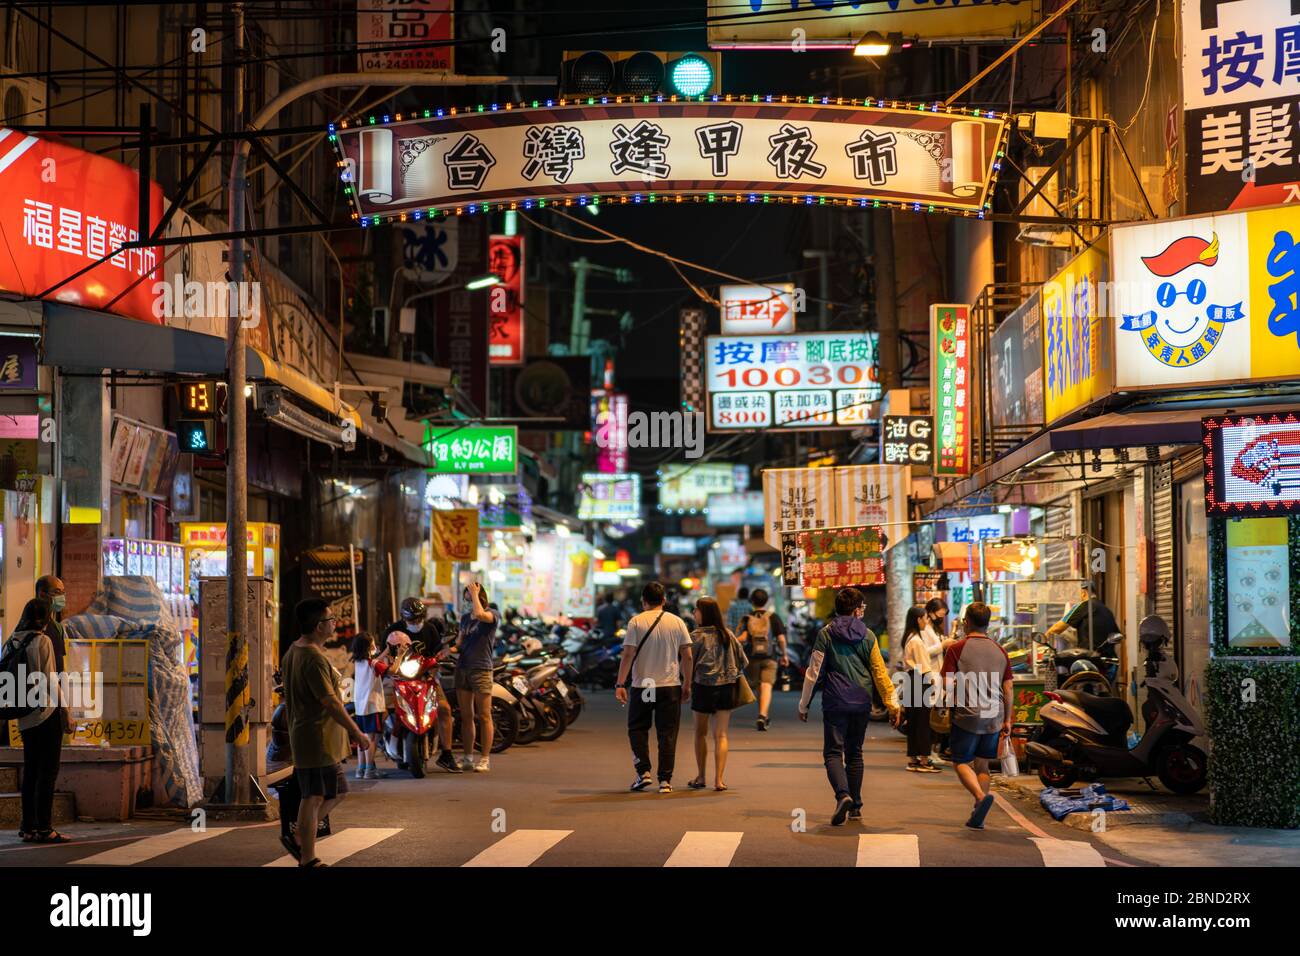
299 858 327 868
686 778 707 790
714 784 729 792
33 830 72 844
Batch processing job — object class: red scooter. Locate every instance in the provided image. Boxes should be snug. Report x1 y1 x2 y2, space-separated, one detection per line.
381 642 440 778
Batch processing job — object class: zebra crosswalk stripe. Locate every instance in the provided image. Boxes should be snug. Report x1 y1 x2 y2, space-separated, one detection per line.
856 833 920 867
664 831 744 867
79 827 236 866
461 829 573 867
264 827 403 867
1031 837 1107 867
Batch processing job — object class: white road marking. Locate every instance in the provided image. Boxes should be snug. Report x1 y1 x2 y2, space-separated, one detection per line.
461 829 573 867
664 831 744 867
265 827 402 867
1031 837 1107 867
856 833 920 867
79 827 234 866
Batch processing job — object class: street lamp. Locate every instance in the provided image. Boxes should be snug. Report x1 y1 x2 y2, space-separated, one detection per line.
853 31 892 57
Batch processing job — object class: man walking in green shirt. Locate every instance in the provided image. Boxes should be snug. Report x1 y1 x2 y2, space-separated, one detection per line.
282 598 370 867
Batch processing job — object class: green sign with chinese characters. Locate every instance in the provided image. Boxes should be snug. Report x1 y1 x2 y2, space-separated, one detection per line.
424 425 518 474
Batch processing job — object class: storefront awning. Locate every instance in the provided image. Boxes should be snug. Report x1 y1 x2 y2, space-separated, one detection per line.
926 401 1300 515
44 303 361 426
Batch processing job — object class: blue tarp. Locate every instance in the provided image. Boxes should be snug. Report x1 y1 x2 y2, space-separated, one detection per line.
1039 783 1131 820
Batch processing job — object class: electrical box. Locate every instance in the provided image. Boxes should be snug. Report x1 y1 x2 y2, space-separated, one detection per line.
198 576 276 728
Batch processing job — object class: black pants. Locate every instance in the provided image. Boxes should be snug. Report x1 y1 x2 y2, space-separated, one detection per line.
906 704 933 758
823 710 869 805
21 711 64 833
627 684 682 782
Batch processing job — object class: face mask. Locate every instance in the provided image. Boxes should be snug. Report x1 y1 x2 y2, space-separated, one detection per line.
405 621 423 633
52 595 67 612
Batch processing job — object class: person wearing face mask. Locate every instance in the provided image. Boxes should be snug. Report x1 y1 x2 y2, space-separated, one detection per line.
34 576 69 676
382 597 460 773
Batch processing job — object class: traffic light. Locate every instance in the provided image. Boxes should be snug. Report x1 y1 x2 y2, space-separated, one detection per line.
561 51 721 98
176 419 214 453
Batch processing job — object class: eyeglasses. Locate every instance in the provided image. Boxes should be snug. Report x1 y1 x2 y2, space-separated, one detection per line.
1156 279 1207 308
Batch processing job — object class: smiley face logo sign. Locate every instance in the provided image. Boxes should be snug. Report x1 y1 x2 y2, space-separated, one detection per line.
1112 212 1254 389
1118 232 1245 368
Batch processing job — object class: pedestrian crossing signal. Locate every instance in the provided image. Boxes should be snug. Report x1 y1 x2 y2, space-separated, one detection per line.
176 419 213 453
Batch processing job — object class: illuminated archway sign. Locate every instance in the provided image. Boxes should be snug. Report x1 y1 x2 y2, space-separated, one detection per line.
329 96 1009 223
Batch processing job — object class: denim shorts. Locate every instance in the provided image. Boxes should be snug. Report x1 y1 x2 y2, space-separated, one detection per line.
948 725 1000 764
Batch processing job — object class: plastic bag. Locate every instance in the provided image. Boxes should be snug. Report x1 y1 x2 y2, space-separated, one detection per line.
999 733 1020 777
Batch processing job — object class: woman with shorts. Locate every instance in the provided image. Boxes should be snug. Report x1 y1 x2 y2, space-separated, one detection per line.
686 597 749 792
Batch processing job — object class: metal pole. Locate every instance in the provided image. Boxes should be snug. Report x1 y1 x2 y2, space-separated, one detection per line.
225 1 251 806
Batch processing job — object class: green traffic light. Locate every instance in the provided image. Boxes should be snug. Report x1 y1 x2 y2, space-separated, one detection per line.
669 55 713 97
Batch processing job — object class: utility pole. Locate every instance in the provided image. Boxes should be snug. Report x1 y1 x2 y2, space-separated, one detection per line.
223 1 251 807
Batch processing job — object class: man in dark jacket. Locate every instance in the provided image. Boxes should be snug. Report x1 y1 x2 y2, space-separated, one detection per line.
798 587 901 825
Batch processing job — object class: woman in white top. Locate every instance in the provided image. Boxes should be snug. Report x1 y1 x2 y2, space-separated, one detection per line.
901 605 943 772
921 598 958 763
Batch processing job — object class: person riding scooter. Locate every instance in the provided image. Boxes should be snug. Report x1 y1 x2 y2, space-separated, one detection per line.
383 597 460 773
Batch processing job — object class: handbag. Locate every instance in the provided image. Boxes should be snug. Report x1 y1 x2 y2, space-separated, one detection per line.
729 634 756 707
929 706 951 734
619 610 666 690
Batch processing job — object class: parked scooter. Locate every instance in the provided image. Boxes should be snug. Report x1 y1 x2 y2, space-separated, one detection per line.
438 655 521 753
1026 616 1208 794
381 642 440 778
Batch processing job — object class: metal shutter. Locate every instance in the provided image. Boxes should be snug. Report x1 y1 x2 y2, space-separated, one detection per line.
1152 463 1175 624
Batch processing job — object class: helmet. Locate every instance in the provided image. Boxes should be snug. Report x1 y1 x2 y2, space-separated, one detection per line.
1139 614 1170 649
400 597 427 623
1069 659 1099 674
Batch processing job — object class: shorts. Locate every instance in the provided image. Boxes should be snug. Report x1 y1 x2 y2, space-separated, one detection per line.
746 658 778 685
354 712 383 735
690 682 738 714
454 667 494 694
948 725 1001 764
296 763 349 799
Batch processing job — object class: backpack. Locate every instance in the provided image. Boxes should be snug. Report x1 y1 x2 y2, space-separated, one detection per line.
0 631 40 721
745 612 772 657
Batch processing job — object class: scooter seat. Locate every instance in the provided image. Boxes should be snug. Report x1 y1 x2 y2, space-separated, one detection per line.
1056 689 1132 736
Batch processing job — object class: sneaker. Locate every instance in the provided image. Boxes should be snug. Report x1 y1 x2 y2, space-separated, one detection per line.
756 715 769 732
848 805 862 820
658 780 673 794
473 756 490 773
364 767 382 780
630 772 655 792
354 766 366 780
458 755 476 771
906 762 922 772
966 794 995 830
917 763 942 774
435 751 463 774
831 795 853 826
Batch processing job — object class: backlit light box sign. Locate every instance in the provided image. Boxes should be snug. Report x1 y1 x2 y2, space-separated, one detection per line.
705 331 879 431
705 491 765 527
661 536 698 555
423 425 518 474
577 472 642 521
1204 413 1300 517
720 284 796 335
657 462 748 513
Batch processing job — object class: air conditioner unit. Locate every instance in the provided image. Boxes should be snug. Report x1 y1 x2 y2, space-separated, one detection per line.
1016 165 1080 248
0 70 47 126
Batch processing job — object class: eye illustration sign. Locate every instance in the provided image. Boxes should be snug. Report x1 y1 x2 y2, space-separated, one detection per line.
331 100 1008 219
1112 205 1300 389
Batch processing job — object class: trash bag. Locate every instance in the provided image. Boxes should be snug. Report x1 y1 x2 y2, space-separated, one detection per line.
1038 782 1131 821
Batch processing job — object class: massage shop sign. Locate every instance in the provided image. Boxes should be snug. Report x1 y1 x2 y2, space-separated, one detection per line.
1110 205 1300 389
331 100 1008 218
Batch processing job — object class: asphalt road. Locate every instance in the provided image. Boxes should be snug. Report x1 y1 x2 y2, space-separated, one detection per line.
1 690 1152 868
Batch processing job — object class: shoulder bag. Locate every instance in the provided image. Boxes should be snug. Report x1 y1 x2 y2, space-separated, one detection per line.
619 610 666 690
727 632 756 707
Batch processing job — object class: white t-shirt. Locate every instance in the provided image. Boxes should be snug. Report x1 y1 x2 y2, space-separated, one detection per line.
622 608 693 688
